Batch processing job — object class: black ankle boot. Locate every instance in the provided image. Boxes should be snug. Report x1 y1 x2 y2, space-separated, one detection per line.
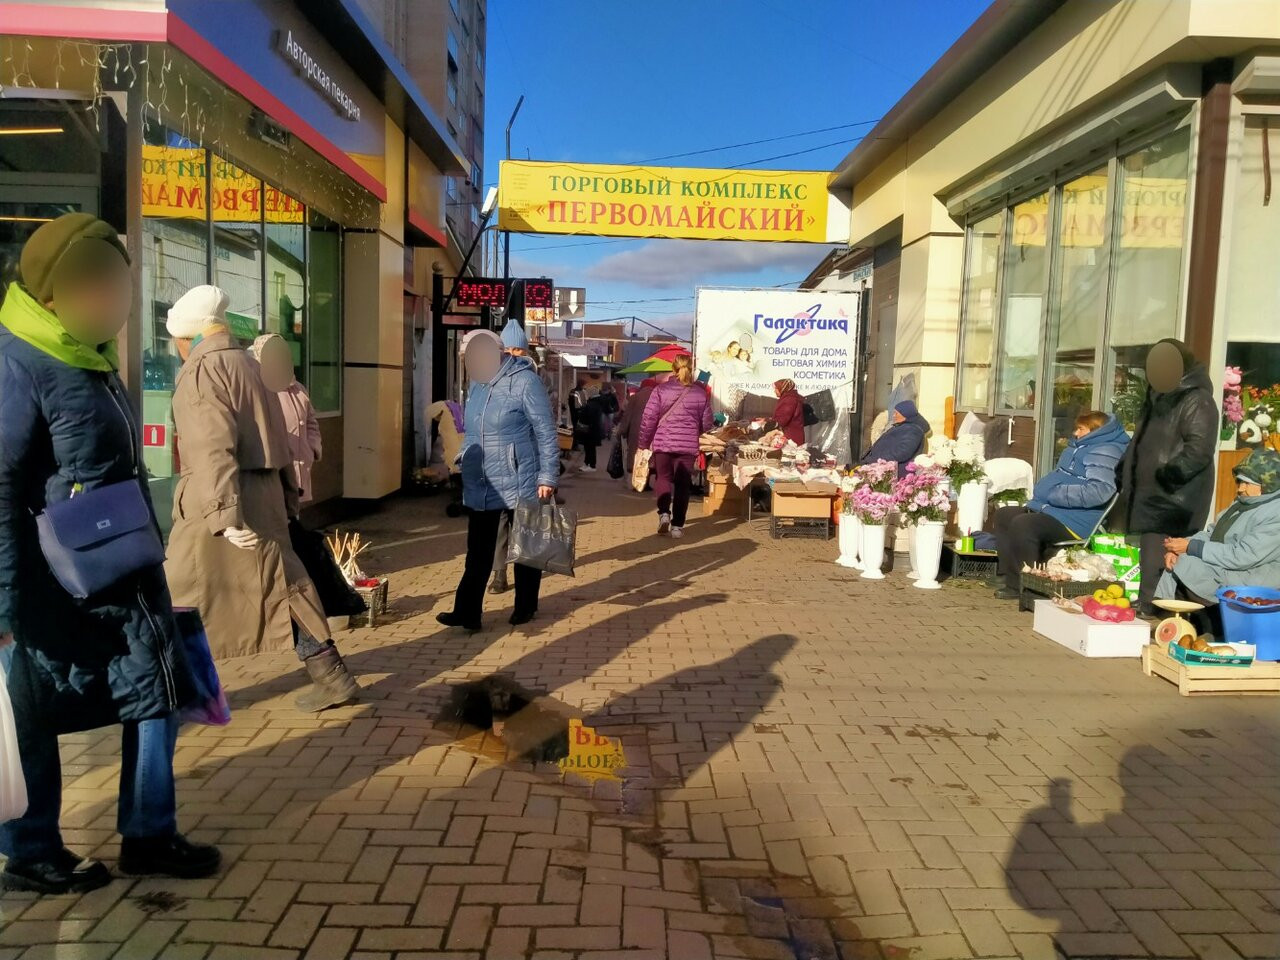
1 849 111 894
120 834 221 879
509 607 537 626
436 611 481 632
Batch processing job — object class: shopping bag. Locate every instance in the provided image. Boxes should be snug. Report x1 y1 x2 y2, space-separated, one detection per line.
805 389 836 422
289 519 367 616
0 656 29 824
631 449 653 493
606 440 625 479
174 609 232 726
508 499 578 576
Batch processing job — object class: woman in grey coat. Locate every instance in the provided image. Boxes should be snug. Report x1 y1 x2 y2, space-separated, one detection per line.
1158 448 1280 637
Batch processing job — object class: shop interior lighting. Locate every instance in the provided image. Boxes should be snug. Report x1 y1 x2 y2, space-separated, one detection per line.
0 126 64 135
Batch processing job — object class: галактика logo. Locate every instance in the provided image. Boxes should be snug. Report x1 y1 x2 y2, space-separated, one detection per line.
754 303 849 344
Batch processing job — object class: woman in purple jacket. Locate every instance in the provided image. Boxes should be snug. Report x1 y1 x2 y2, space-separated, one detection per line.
637 354 712 539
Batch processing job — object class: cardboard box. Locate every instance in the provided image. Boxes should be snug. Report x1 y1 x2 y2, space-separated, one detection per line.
1032 599 1151 658
1090 533 1141 603
771 482 838 519
702 477 745 517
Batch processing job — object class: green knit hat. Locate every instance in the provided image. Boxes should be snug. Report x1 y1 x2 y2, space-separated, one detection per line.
19 212 129 303
1234 448 1280 495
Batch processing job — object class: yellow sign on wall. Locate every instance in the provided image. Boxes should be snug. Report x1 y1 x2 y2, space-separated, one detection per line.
141 146 304 224
1011 176 1186 249
499 160 829 243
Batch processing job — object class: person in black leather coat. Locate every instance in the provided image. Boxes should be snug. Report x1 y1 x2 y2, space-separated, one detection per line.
1113 339 1218 615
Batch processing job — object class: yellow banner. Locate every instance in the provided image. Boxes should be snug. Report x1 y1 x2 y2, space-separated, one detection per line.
1011 176 1186 249
141 146 304 224
499 160 828 243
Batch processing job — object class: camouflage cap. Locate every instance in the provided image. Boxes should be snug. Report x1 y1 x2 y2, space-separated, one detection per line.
1234 447 1280 495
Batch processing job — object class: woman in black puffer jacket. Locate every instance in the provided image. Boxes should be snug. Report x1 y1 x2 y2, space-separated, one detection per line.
0 215 219 894
1113 339 1219 615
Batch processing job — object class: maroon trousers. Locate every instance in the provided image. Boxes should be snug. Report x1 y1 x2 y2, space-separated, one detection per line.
652 451 696 527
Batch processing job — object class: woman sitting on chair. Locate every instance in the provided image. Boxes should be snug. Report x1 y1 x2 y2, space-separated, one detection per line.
1158 448 1280 638
992 411 1129 600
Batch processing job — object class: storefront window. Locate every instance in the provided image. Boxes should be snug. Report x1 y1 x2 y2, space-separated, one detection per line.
956 211 1002 410
1108 127 1191 431
141 121 208 533
212 154 264 341
1046 166 1110 459
996 192 1049 411
1223 117 1280 444
308 211 341 412
265 189 306 378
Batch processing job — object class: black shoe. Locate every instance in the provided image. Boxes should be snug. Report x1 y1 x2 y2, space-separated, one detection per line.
509 608 538 626
436 611 481 632
119 834 221 879
488 574 511 595
1 848 111 895
994 587 1021 600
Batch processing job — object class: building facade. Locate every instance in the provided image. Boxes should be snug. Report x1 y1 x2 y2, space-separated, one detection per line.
0 0 479 521
828 0 1280 507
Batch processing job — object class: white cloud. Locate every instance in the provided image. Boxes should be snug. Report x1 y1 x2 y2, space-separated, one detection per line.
586 240 836 289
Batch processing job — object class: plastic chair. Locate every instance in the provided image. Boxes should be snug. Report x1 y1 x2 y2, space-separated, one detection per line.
1052 493 1118 548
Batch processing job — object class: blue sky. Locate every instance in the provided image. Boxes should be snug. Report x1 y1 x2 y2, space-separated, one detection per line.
483 0 990 340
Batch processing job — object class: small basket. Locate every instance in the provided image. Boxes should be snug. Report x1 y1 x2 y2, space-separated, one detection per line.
352 577 389 628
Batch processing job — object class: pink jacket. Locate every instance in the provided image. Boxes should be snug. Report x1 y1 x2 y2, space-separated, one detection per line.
278 382 322 501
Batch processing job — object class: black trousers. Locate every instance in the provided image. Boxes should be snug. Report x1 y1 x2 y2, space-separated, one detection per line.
492 511 509 578
582 442 598 468
1136 531 1168 612
454 508 541 621
993 505 1072 590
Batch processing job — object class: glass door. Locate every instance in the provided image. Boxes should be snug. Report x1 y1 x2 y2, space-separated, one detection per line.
0 185 100 297
1039 163 1114 470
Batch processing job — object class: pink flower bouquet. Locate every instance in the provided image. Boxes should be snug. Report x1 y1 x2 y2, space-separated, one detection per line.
895 462 950 524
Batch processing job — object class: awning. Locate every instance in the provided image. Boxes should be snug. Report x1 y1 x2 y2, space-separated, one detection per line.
560 354 590 369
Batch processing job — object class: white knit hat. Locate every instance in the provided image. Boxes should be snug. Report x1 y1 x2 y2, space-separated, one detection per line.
167 284 229 339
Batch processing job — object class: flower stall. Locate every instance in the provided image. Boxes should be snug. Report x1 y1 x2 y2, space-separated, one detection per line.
850 460 898 580
894 463 951 590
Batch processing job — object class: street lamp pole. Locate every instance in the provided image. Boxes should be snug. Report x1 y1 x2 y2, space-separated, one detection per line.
502 95 524 282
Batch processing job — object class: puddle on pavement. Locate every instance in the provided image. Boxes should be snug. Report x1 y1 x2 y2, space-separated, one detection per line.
434 675 625 781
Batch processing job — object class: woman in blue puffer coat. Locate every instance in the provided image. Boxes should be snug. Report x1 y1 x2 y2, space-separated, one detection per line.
0 214 219 894
437 329 559 630
992 411 1129 598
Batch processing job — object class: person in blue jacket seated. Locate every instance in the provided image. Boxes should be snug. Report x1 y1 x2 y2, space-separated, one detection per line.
992 411 1129 600
1157 447 1280 639
859 400 930 478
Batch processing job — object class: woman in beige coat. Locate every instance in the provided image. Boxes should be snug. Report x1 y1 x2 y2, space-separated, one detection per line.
163 286 357 711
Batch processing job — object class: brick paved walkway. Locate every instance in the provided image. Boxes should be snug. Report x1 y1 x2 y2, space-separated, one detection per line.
2 462 1278 960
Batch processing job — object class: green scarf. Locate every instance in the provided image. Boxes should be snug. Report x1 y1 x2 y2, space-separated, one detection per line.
0 282 119 372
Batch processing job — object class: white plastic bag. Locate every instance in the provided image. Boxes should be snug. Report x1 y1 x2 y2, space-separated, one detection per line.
0 656 29 824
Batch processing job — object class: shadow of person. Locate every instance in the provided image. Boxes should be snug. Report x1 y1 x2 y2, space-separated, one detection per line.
1005 744 1278 959
545 538 756 609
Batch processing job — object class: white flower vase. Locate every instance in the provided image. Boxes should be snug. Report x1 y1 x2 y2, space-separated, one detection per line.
905 521 920 580
913 520 945 590
860 523 886 580
956 481 990 535
836 513 862 568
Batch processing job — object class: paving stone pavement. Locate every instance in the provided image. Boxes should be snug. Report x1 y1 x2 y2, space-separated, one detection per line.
1 462 1278 960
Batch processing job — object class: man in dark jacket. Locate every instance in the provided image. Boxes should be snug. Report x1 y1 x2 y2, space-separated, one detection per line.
859 400 930 477
1113 339 1218 615
0 214 219 893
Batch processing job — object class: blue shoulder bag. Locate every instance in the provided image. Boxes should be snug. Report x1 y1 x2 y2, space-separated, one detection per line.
36 479 165 599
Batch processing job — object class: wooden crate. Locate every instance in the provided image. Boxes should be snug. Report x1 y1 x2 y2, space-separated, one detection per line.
771 482 838 519
1142 643 1280 696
